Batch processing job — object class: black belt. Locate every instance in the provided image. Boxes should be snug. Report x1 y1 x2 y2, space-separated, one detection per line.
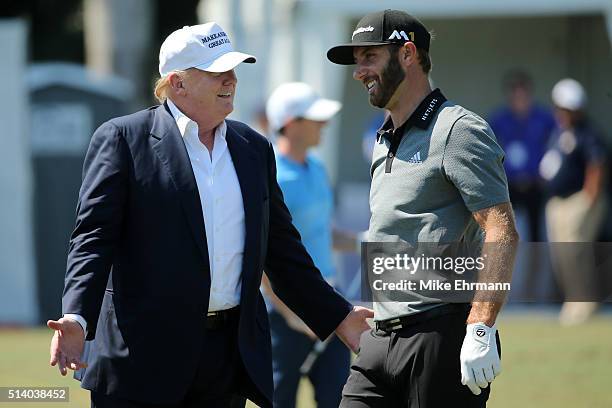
205 306 240 330
375 303 470 333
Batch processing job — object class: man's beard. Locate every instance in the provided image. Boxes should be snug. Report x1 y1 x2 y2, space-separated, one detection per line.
369 56 405 108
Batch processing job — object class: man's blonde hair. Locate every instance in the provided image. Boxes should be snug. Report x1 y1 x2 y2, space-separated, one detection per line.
153 70 188 103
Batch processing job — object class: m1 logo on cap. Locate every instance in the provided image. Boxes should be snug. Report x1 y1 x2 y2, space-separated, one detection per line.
201 31 230 49
388 30 415 42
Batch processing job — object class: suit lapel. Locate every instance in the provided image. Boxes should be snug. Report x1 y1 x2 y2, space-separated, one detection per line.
226 122 262 285
150 104 211 277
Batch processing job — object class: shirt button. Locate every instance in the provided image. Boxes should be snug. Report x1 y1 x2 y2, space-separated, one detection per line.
388 152 394 158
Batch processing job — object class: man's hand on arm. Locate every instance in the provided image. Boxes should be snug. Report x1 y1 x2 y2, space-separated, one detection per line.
47 317 87 376
334 306 374 353
461 202 518 394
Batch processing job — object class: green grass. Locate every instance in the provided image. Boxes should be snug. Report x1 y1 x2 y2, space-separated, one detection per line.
1 315 611 407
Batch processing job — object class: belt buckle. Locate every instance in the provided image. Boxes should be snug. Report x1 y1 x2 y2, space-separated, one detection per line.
207 311 220 318
379 318 403 333
385 317 404 332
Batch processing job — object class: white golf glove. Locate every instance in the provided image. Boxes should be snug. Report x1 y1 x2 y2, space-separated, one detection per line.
460 323 501 395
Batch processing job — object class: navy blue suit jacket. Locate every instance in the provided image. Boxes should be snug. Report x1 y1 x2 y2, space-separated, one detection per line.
62 103 351 407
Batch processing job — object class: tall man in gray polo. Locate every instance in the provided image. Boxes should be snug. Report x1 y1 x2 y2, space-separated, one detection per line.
327 10 519 407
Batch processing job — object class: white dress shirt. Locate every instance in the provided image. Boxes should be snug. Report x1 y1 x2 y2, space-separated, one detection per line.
167 99 245 312
65 100 246 333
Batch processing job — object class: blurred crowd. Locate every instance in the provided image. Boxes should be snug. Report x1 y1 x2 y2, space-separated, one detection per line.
489 73 609 324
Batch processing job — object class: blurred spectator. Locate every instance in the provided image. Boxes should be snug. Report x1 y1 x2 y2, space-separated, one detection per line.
540 78 608 325
490 71 556 302
490 70 556 242
262 82 357 408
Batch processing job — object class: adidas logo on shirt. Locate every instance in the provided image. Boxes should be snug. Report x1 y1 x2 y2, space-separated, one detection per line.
407 151 422 164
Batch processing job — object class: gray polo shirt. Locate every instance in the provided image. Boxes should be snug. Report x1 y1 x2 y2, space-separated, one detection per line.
368 89 510 320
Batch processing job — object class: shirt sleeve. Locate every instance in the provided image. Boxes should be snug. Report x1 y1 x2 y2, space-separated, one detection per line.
442 114 511 212
582 127 608 164
63 313 87 334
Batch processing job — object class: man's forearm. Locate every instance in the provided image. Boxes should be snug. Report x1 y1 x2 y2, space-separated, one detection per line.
469 203 519 325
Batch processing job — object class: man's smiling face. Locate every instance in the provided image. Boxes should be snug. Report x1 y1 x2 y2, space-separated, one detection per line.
353 45 405 109
182 68 238 121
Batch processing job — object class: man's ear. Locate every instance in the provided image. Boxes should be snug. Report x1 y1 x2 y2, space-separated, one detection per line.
169 72 185 93
401 42 418 67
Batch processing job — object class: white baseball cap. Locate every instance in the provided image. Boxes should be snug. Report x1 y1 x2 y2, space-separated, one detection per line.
266 82 342 133
159 22 256 76
552 78 587 111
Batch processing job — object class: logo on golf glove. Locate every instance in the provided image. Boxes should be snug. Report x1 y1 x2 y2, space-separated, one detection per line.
460 323 501 395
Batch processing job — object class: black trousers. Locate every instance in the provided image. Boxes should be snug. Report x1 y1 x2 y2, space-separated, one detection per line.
340 306 501 408
91 314 248 408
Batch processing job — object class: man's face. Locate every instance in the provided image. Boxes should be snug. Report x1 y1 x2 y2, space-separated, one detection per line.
554 107 578 130
286 118 327 148
353 45 405 108
508 85 532 117
181 68 237 120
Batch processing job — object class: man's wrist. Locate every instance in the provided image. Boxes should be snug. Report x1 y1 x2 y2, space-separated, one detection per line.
466 316 496 327
63 314 87 334
467 302 499 327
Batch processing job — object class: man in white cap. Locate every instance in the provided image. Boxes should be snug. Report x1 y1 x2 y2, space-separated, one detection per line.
262 82 358 407
540 78 608 325
46 23 372 408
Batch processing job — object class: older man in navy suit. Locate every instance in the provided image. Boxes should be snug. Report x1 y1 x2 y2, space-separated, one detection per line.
47 22 372 408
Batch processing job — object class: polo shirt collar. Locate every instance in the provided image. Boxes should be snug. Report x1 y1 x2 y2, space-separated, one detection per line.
377 88 447 141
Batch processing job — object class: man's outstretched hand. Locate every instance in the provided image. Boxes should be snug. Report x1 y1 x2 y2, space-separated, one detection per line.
335 306 374 353
47 317 87 376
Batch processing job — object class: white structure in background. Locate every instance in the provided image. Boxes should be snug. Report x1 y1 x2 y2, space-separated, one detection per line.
0 19 38 325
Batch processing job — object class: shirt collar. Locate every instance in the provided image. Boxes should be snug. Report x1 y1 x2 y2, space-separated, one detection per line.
166 98 227 140
376 88 447 141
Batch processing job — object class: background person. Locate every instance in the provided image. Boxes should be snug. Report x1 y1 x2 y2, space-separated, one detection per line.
489 70 556 302
46 22 372 408
489 70 555 242
327 9 518 407
262 82 357 408
540 78 608 325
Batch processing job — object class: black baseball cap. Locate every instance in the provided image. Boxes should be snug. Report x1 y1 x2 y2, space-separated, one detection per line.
327 9 430 65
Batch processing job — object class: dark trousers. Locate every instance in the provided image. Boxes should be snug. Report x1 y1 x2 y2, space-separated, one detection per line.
91 313 248 408
269 310 350 408
340 307 500 408
508 182 542 241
